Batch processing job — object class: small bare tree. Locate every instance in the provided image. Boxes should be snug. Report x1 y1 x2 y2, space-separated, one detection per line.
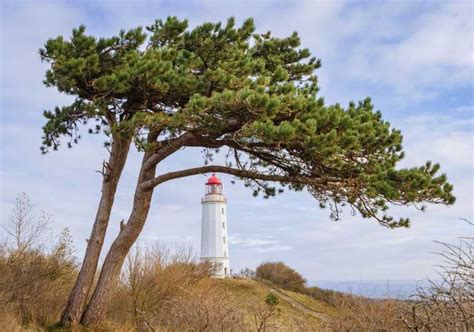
170 279 244 332
252 293 281 332
5 193 51 253
0 195 76 327
109 244 221 331
401 219 474 331
236 267 256 279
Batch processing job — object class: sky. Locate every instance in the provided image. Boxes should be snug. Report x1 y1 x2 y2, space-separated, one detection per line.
1 0 473 282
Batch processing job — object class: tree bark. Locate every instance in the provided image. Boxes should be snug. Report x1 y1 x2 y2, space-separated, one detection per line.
60 135 132 326
80 132 191 327
80 154 156 326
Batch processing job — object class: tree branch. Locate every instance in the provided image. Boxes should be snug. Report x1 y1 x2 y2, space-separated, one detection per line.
140 165 337 191
141 119 243 172
142 132 196 171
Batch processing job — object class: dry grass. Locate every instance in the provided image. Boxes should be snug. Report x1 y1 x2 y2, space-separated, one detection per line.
0 231 77 330
1 238 470 331
106 246 326 331
326 294 407 331
279 288 339 316
0 235 327 331
398 221 474 331
1 194 471 331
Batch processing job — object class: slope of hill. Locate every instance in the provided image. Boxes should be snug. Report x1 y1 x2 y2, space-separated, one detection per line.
215 278 336 330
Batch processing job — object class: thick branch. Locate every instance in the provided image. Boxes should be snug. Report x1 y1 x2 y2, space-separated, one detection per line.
140 165 338 191
142 132 196 171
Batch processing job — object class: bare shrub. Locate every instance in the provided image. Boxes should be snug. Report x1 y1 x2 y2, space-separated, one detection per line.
326 294 405 331
236 267 256 279
0 194 76 327
108 244 237 331
4 192 52 253
251 293 281 332
256 261 307 292
169 279 244 331
305 286 343 306
400 219 473 331
329 220 474 331
0 233 77 326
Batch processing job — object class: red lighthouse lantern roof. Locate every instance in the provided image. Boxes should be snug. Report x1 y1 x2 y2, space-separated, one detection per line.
206 174 222 185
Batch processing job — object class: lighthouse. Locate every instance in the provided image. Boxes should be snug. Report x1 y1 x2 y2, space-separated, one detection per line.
200 174 230 278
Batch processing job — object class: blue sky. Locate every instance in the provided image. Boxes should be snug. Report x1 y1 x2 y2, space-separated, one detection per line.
1 0 473 281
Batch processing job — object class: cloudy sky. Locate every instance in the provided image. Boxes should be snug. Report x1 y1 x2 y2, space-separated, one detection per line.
1 0 473 282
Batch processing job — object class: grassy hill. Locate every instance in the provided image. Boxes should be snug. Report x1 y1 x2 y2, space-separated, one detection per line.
2 239 469 331
214 278 335 330
0 243 401 331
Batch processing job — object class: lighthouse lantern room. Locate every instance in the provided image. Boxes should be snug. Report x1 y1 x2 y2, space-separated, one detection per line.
200 174 230 278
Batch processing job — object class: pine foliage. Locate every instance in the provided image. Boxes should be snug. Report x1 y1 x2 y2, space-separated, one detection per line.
39 17 455 227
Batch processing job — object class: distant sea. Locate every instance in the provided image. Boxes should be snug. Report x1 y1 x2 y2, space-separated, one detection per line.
310 280 432 299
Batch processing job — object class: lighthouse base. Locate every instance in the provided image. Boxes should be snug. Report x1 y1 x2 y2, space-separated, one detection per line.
200 257 230 278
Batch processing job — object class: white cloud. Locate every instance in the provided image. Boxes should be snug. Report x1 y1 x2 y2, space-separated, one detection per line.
0 2 83 114
229 233 293 253
258 1 473 104
342 1 473 101
399 113 474 169
1 1 472 282
455 105 474 113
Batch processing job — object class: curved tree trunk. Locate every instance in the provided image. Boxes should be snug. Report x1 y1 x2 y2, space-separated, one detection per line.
81 156 156 326
80 132 194 327
60 135 132 326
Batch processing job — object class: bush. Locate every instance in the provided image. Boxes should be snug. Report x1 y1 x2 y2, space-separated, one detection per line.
328 295 406 331
399 219 474 331
0 193 77 328
305 286 343 306
256 261 307 292
235 267 256 279
0 231 77 327
108 245 243 331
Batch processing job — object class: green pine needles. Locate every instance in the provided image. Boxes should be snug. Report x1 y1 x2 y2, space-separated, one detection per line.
39 17 455 228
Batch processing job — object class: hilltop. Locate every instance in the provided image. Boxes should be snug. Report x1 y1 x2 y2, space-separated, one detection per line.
213 278 335 330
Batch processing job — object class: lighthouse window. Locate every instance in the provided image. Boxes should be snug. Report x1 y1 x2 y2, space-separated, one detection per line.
222 222 225 229
222 207 225 215
223 236 226 244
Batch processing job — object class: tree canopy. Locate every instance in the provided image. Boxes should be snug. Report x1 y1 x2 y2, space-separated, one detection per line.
40 17 454 228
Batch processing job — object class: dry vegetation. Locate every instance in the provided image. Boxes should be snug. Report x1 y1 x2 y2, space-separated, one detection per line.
0 194 77 330
1 194 472 331
398 219 473 331
255 262 410 330
106 246 327 331
0 194 323 331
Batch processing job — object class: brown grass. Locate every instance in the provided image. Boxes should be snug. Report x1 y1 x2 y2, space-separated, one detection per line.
1 194 471 331
106 246 325 331
0 232 77 329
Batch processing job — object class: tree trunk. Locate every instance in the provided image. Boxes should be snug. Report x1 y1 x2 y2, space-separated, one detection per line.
80 156 156 326
80 132 194 327
60 135 131 326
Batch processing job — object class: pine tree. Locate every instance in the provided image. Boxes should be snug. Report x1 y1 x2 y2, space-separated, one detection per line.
40 17 455 327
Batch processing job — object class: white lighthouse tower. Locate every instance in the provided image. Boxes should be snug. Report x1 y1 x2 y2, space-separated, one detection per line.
200 174 230 278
